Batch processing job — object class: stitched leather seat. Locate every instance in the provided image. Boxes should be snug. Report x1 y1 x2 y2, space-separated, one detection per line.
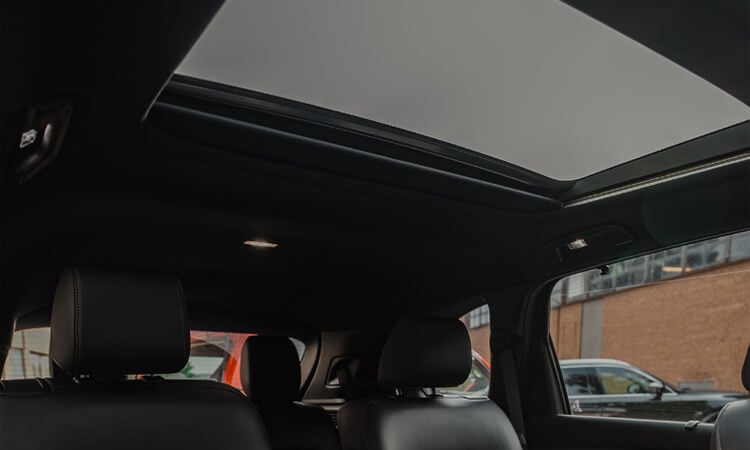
338 317 522 450
241 335 341 450
710 344 750 450
0 268 272 450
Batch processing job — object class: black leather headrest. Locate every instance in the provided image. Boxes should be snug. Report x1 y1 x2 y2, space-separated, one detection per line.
50 268 189 376
241 336 300 403
378 317 471 388
743 344 750 391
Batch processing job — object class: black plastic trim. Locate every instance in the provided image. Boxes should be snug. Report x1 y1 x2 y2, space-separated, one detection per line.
154 76 748 206
565 120 750 201
161 75 571 195
148 102 562 212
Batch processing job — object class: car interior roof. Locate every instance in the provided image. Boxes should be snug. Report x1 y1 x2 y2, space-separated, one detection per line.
1 1 749 334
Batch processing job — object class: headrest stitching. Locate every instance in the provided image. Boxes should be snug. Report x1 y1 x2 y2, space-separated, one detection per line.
174 277 188 363
415 322 423 388
72 268 82 375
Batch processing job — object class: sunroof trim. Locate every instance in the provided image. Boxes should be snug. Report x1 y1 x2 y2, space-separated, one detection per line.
158 78 749 206
178 0 750 180
161 76 569 194
565 150 750 208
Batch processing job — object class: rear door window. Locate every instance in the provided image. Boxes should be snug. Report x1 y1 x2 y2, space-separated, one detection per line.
549 229 750 423
162 331 305 391
1 327 304 394
1 328 50 380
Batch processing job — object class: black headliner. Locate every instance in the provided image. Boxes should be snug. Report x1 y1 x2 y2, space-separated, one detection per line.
1 1 748 330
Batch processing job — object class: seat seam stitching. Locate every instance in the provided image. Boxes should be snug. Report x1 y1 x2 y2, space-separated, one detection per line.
72 268 82 375
174 277 188 362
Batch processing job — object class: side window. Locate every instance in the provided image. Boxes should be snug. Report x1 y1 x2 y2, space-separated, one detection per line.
561 367 597 396
437 304 491 397
549 229 750 423
1 328 50 380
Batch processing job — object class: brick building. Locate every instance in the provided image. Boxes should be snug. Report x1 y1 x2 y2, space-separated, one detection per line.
464 230 750 393
551 233 750 392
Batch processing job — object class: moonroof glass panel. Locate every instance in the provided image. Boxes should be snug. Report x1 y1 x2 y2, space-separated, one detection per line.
178 0 750 180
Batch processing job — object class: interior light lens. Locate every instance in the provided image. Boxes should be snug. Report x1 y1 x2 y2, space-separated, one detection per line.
566 238 588 250
243 240 278 249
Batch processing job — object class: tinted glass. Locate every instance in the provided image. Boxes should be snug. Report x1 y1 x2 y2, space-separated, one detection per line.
562 367 596 396
179 1 750 180
596 367 652 395
550 229 750 423
1 328 304 393
1 328 50 380
162 331 305 391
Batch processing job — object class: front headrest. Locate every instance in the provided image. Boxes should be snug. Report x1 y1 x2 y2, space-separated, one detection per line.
50 268 189 376
743 344 750 391
378 317 471 388
241 336 300 403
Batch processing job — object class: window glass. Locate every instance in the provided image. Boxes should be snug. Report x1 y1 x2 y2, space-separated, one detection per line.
438 305 491 397
562 367 596 396
1 328 50 380
596 367 652 395
162 331 305 391
1 328 305 393
550 229 750 423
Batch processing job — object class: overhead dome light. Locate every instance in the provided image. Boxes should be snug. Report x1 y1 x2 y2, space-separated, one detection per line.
566 238 588 251
243 240 278 249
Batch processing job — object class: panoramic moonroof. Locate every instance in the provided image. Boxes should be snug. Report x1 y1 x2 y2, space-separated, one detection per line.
178 1 750 181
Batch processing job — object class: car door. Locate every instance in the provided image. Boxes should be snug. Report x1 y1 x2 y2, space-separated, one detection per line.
592 366 666 420
561 366 601 416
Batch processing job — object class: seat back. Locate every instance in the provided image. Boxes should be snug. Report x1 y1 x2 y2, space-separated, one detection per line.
0 268 271 450
338 317 522 450
710 345 750 450
242 335 341 450
0 378 270 450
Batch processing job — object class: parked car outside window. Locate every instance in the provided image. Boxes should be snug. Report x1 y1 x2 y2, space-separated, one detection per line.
561 359 746 422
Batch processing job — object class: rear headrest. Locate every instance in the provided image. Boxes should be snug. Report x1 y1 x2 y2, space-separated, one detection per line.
50 268 189 377
241 336 300 403
743 344 750 391
378 317 471 388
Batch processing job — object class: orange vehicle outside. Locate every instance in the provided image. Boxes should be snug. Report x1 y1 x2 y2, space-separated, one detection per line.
189 331 255 390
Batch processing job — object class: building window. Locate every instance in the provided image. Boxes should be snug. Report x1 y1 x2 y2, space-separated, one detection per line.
551 229 750 305
467 305 490 329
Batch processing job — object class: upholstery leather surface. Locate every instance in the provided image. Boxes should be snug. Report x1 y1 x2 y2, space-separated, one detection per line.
0 379 271 450
242 336 341 450
378 317 471 388
242 335 300 403
10 268 272 450
338 396 522 450
339 317 522 450
50 268 189 376
259 403 342 450
710 399 750 450
711 344 750 450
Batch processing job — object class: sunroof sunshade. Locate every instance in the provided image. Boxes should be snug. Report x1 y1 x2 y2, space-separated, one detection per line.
178 0 750 180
